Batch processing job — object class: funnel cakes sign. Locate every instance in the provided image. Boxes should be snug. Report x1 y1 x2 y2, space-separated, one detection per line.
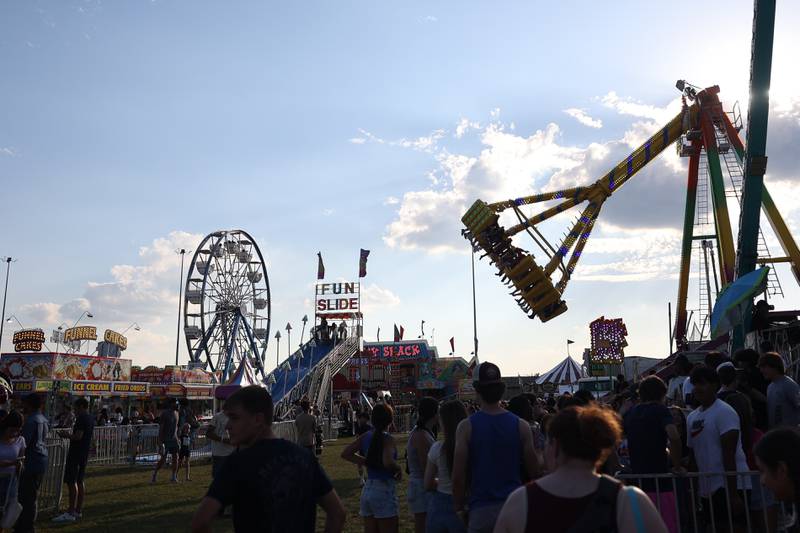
0 353 132 382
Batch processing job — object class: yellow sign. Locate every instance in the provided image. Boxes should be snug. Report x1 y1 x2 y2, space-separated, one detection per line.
12 329 45 352
64 326 97 343
103 329 128 350
13 381 33 392
112 382 147 394
72 381 111 393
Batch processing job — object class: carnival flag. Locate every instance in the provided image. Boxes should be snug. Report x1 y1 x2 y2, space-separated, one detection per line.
449 337 455 353
393 324 400 342
359 249 370 278
400 325 405 340
377 327 380 342
317 252 325 280
420 320 425 336
567 339 575 344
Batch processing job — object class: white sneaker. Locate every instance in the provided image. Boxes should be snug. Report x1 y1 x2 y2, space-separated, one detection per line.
52 512 77 523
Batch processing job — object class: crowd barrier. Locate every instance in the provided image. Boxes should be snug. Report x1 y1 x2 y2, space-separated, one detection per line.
617 470 795 533
39 438 71 513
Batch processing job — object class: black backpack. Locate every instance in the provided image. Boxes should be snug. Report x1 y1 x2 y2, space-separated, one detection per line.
565 475 621 533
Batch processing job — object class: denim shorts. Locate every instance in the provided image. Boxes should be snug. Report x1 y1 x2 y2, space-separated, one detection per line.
360 478 398 519
407 476 429 514
426 490 466 533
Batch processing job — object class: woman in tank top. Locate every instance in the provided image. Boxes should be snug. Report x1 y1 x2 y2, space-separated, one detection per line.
342 403 401 533
406 397 438 533
493 406 667 533
424 400 468 533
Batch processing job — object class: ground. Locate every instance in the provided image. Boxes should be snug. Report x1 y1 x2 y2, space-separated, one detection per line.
39 436 415 533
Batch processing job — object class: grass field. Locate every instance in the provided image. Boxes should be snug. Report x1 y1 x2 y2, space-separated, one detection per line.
39 436 415 533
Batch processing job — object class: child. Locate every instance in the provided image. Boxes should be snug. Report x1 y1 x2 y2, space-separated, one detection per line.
178 422 191 481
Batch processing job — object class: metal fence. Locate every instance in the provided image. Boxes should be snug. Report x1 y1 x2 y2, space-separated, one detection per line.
39 438 71 514
48 421 306 468
617 470 795 533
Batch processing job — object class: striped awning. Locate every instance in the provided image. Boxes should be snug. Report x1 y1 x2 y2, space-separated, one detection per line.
536 356 586 385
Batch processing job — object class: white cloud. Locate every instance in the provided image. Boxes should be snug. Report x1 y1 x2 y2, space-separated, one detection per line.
383 196 400 206
348 137 366 144
455 118 481 138
360 284 401 312
420 15 438 23
0 148 16 157
563 108 602 129
13 231 205 365
322 208 335 216
355 128 446 153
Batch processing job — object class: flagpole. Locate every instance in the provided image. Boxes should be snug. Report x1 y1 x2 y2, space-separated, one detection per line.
471 247 478 358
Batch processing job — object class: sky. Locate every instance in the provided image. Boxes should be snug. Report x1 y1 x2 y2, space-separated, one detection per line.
1 1 799 376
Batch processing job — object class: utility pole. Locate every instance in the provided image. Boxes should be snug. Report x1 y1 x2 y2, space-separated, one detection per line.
0 257 15 353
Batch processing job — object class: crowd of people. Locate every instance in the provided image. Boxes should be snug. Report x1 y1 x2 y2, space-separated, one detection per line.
0 346 798 532
189 349 800 533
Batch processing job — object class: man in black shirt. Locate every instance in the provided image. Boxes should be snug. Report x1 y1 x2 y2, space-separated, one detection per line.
52 398 95 523
191 386 346 533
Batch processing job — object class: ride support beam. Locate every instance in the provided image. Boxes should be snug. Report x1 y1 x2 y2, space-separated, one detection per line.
222 314 242 383
721 113 800 283
700 113 736 286
736 0 776 279
675 149 701 345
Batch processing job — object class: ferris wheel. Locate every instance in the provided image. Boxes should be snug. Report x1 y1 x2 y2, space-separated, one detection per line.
183 229 271 382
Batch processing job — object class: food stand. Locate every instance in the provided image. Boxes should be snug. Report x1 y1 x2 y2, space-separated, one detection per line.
0 352 151 416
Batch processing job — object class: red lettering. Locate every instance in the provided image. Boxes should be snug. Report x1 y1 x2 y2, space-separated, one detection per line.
317 300 327 311
349 298 358 310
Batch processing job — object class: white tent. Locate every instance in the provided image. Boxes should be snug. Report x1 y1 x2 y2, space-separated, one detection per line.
536 356 586 385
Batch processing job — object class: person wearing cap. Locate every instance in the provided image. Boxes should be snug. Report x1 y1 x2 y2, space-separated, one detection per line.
451 362 539 533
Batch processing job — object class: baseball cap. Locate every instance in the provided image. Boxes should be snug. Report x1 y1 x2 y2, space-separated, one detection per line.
473 361 503 386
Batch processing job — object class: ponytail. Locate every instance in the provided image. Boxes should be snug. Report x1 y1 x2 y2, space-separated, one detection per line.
366 404 393 469
415 397 439 434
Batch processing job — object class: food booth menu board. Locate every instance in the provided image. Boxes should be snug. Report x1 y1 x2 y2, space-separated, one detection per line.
0 353 132 382
57 380 149 396
148 384 214 399
131 365 214 384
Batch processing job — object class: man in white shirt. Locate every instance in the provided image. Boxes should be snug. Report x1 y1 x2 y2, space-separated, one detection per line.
687 366 751 532
667 354 692 407
206 403 235 480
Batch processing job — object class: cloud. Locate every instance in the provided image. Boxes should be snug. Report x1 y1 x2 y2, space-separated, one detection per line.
348 137 366 144
599 91 682 124
0 148 16 157
455 118 481 138
360 284 400 312
12 231 205 365
322 208 335 216
383 196 400 206
420 15 438 23
563 108 602 129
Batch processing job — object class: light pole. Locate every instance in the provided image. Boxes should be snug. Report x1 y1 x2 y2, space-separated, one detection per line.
285 323 292 359
71 311 94 353
122 322 141 334
0 257 15 353
5 315 23 329
55 322 68 353
299 315 308 350
274 331 281 369
175 249 191 366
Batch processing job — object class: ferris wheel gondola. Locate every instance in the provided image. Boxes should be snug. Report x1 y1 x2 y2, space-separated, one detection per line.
183 229 271 382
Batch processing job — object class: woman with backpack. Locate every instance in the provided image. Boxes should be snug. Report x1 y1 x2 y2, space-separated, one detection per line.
493 405 666 533
424 400 468 533
342 403 401 533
